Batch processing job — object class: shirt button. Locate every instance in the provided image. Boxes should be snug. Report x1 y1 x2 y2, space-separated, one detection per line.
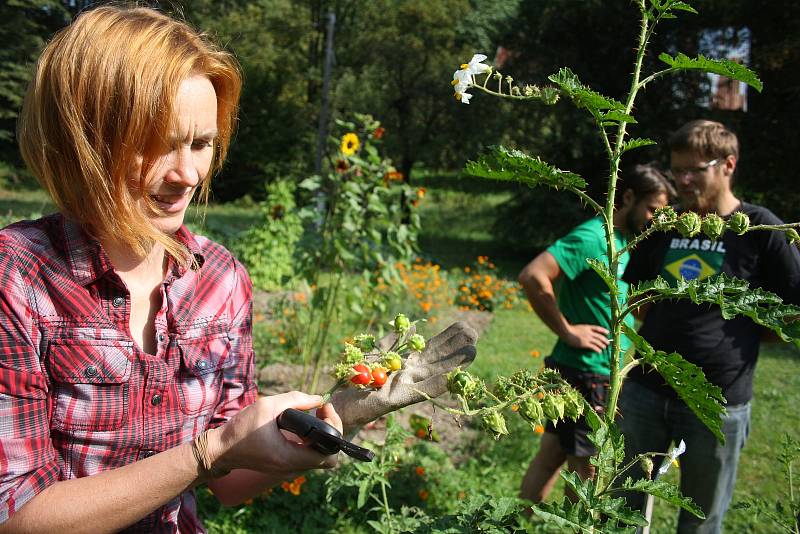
158 333 166 343
112 296 125 308
84 366 98 378
141 449 156 459
151 393 162 406
196 360 208 370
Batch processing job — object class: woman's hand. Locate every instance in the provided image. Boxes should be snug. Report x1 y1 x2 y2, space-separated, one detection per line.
208 391 342 476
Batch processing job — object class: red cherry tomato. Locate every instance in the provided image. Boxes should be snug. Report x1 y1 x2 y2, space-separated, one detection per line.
350 364 371 386
371 367 388 388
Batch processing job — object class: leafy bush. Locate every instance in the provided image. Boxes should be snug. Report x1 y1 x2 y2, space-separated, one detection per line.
233 179 303 291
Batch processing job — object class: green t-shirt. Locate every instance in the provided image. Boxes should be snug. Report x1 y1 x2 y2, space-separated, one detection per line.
546 216 632 375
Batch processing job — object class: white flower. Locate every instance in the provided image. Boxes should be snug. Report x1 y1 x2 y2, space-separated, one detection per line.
452 68 473 104
658 439 686 475
452 68 471 92
460 53 491 75
450 54 490 105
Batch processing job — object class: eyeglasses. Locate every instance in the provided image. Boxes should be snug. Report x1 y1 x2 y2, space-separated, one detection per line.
670 159 723 179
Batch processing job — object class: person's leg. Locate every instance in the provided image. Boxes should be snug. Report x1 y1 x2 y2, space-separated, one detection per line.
617 381 673 512
520 432 567 503
672 400 751 534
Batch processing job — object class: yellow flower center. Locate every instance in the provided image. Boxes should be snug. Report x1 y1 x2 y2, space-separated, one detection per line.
460 63 469 69
454 93 462 101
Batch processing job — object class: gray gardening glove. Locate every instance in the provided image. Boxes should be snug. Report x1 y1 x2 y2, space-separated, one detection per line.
330 321 478 437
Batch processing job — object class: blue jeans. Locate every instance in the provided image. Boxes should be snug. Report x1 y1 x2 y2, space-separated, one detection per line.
618 381 751 534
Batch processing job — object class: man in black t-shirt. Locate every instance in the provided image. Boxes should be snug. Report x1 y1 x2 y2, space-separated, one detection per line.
620 120 800 534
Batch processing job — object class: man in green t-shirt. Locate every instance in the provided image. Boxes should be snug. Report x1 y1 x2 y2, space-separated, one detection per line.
518 165 674 504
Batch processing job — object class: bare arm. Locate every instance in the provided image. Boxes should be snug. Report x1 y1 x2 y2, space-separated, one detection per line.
519 251 609 353
0 392 340 534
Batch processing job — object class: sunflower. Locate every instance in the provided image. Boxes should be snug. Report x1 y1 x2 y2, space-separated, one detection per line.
340 132 360 155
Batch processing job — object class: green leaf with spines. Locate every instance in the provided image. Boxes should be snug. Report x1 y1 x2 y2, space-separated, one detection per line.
601 110 637 125
465 145 587 190
595 496 649 527
669 1 699 14
559 471 596 506
628 274 800 343
623 478 705 519
531 498 596 532
623 324 726 443
548 67 625 115
587 413 627 480
658 53 763 92
587 258 615 289
648 0 698 15
621 137 657 155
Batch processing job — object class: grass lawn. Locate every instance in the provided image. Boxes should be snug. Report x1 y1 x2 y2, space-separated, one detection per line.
474 309 800 533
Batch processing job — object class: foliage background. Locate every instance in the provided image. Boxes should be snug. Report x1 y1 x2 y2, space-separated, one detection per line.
3 0 797 254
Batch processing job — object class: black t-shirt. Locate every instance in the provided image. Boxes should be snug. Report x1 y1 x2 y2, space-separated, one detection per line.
622 202 800 405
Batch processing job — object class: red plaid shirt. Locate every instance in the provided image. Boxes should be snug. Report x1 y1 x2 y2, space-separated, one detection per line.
0 213 257 532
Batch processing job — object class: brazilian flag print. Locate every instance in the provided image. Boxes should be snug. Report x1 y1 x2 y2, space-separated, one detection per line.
660 239 725 285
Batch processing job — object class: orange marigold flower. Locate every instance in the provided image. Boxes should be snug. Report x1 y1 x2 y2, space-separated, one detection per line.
418 489 430 501
415 466 426 477
511 404 519 411
416 187 427 199
530 350 541 358
421 302 432 312
464 266 471 273
416 428 427 439
384 171 404 182
372 126 385 139
535 425 545 434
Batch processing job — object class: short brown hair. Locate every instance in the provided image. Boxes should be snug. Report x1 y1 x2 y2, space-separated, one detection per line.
668 119 739 161
616 163 676 207
18 5 241 264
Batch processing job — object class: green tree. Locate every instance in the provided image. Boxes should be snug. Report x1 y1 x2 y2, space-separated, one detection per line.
0 0 68 179
332 0 522 182
491 0 800 252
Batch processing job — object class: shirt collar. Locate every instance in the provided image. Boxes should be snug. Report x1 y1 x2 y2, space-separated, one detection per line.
60 215 115 286
59 216 205 285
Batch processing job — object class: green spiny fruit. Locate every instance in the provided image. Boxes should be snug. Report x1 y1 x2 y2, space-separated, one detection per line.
640 456 654 480
653 206 678 230
409 334 426 352
342 343 364 365
446 369 483 400
519 397 544 427
701 214 726 240
481 410 509 440
563 388 585 421
676 212 702 238
392 313 411 334
727 211 750 235
542 393 565 424
353 333 375 351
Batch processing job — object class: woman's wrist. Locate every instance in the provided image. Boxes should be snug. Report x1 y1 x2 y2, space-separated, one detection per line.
192 427 230 482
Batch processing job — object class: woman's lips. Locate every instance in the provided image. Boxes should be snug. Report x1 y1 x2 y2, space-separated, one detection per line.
151 192 190 214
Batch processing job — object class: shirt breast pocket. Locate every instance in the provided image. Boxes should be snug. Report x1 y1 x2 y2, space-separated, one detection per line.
176 332 236 416
46 339 133 432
